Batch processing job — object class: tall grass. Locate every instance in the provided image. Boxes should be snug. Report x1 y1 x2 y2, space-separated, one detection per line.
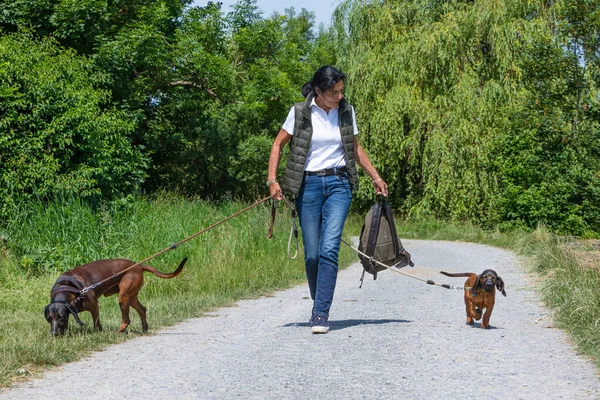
528 234 600 363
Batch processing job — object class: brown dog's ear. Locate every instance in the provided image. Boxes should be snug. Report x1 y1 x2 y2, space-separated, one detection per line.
496 277 507 297
472 274 482 296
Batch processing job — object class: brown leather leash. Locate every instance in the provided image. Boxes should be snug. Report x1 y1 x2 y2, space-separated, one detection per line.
71 194 277 302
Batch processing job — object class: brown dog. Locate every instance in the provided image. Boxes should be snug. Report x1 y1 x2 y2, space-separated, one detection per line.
440 269 506 329
44 258 187 335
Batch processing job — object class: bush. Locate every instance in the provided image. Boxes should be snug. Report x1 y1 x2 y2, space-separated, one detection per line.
0 33 148 216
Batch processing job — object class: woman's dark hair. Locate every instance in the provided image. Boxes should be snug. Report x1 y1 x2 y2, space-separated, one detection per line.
301 66 346 98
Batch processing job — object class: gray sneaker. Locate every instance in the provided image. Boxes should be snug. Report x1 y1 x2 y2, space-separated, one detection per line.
310 315 329 334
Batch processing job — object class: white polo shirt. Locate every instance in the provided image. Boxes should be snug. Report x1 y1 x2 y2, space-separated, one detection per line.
282 98 359 172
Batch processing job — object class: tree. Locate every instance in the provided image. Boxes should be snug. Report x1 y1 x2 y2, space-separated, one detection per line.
0 0 339 205
140 1 336 200
333 0 600 235
0 34 148 215
0 0 191 55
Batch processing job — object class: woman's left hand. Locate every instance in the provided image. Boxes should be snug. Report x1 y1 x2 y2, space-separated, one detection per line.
372 178 388 197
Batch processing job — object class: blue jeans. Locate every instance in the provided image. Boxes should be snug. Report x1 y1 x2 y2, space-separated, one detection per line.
295 173 352 318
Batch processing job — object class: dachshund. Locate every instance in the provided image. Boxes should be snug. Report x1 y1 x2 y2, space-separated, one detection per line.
44 258 187 335
440 269 506 329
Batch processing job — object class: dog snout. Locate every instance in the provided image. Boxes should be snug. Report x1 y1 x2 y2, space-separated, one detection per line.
49 320 67 336
483 281 495 292
50 328 63 336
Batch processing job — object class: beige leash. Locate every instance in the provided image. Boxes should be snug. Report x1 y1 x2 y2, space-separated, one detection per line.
340 238 464 290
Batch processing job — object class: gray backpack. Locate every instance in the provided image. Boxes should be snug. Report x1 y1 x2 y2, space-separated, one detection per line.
358 201 414 285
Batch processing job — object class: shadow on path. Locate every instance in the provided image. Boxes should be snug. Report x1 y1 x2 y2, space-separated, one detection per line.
282 319 411 331
467 322 504 330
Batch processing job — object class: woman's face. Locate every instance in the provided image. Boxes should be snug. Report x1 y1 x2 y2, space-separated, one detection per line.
316 80 344 111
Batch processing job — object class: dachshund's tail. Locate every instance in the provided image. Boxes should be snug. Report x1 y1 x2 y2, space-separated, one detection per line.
440 271 476 278
142 257 188 279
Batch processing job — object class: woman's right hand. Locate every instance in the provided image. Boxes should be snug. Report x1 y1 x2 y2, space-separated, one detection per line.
269 182 283 200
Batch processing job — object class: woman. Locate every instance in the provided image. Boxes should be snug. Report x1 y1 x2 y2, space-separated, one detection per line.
267 66 388 334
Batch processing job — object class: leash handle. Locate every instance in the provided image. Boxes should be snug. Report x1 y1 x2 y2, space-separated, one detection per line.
267 195 299 259
287 216 299 259
282 196 299 259
267 199 276 239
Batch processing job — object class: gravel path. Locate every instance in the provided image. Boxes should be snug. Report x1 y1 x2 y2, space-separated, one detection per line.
1 240 599 399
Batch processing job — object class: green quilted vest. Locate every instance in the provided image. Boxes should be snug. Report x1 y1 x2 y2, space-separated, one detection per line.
282 93 359 196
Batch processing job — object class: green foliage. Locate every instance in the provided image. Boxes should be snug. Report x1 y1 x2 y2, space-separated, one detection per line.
229 134 276 199
526 230 600 365
139 1 334 200
0 0 336 208
490 5 600 236
4 0 597 237
334 0 600 236
0 34 147 215
0 0 191 53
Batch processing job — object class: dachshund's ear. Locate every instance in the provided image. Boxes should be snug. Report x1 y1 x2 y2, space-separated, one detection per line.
65 304 85 327
472 274 482 296
496 277 507 297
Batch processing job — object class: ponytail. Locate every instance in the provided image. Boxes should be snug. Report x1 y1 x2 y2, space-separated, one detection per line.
301 82 314 98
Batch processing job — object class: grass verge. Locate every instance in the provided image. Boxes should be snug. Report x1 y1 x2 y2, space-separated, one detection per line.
0 199 598 387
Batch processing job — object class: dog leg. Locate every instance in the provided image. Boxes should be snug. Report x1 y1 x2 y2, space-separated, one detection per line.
464 298 474 325
481 304 494 329
465 300 484 325
117 295 132 333
117 276 145 333
90 302 103 331
130 296 148 332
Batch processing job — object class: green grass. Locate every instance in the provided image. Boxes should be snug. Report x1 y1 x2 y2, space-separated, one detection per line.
0 197 598 387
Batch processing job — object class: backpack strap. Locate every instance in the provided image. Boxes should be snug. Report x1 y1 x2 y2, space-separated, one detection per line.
364 202 383 281
382 202 401 258
382 201 415 268
359 268 367 289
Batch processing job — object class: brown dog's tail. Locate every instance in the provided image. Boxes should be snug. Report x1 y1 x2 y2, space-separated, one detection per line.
142 257 188 279
440 271 476 278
